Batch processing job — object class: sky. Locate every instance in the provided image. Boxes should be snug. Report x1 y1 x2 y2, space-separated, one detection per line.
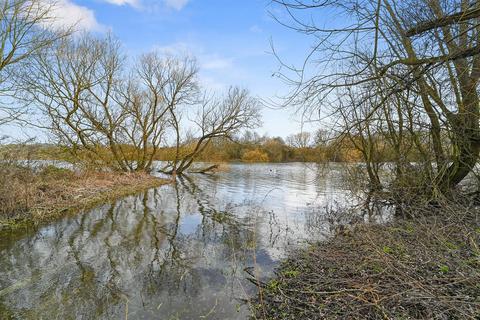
8 0 322 140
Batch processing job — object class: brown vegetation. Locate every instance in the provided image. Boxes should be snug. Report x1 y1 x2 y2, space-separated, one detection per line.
3 131 373 164
242 149 270 163
20 34 260 174
271 0 480 196
0 163 168 230
0 0 479 317
250 201 480 319
249 1 480 316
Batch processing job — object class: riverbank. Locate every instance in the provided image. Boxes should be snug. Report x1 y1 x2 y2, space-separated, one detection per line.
0 165 169 231
250 203 480 319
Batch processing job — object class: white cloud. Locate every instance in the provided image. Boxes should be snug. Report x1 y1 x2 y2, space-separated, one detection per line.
46 0 104 32
153 42 239 91
200 76 227 91
154 42 193 56
103 0 140 7
201 55 233 70
90 0 187 11
164 0 189 10
154 42 233 71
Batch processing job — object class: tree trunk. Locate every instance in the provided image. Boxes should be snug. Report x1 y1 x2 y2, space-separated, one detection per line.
439 82 480 190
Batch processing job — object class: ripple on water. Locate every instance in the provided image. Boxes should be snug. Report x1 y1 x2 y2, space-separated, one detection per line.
0 162 353 319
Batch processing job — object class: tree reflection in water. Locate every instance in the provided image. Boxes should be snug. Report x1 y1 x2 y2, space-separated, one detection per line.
0 163 350 319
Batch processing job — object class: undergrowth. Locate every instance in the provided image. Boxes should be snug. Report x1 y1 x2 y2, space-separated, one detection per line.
250 201 480 319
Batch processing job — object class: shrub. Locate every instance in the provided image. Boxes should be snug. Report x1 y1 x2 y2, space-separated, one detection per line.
0 163 37 217
241 149 269 162
38 165 74 180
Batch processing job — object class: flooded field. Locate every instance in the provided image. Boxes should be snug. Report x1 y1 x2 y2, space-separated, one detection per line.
0 163 352 319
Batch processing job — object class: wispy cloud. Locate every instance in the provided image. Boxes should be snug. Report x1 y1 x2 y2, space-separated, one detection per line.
154 42 193 55
103 0 140 7
96 0 188 12
154 42 233 71
201 55 233 70
153 41 241 90
249 25 263 33
200 76 227 91
46 0 104 32
164 0 189 10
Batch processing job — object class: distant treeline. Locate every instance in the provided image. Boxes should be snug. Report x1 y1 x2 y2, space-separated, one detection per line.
190 130 431 163
7 129 431 164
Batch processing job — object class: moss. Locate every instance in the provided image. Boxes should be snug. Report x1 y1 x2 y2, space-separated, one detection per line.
438 265 450 273
382 245 393 254
282 270 300 278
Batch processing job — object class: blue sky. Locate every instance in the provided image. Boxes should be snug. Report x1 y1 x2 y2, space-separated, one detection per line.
54 0 318 138
2 0 321 140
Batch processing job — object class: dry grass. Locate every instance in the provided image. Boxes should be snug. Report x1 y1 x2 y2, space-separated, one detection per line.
0 164 169 230
250 202 480 319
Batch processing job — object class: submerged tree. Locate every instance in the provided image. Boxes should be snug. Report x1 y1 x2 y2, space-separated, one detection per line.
24 33 260 173
272 0 480 197
162 87 261 175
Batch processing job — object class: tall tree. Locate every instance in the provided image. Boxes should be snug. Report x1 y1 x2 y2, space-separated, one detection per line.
25 34 261 173
272 0 480 193
0 0 70 128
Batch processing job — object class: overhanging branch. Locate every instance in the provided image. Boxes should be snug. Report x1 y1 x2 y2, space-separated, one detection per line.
406 7 480 37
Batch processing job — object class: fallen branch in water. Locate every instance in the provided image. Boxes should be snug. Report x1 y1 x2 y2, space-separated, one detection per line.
188 164 220 174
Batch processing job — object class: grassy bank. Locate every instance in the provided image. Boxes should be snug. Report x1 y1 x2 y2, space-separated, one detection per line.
0 164 169 231
250 203 480 319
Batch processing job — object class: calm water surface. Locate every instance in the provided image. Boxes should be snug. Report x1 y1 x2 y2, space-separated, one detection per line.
0 163 351 319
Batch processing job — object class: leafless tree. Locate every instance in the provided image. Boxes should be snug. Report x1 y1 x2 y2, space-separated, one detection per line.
162 87 262 175
286 131 312 148
272 0 480 194
25 34 202 171
24 33 260 173
118 53 199 171
0 0 70 128
22 34 126 169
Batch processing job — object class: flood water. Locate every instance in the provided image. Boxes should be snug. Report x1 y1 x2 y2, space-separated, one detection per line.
0 163 352 319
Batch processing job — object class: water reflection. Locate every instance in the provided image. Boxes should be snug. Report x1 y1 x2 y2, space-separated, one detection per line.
0 163 350 319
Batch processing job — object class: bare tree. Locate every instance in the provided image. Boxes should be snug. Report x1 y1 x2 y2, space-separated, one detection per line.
313 129 330 147
24 35 197 171
24 33 260 173
22 34 126 169
286 132 311 149
272 0 480 194
162 87 262 175
117 53 199 171
0 0 70 127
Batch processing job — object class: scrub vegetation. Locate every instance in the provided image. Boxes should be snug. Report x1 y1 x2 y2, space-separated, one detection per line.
0 0 480 318
250 0 480 318
250 200 480 319
0 162 167 230
0 0 259 227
